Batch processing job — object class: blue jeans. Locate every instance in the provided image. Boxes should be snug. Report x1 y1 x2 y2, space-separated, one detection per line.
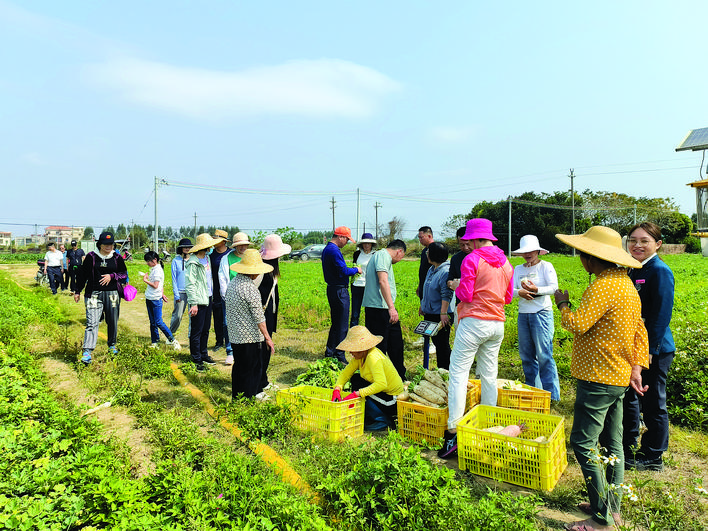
517 309 560 401
146 299 174 343
571 380 626 526
623 351 674 460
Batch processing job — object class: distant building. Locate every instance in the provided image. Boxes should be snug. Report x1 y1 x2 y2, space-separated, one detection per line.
0 232 11 247
44 226 84 244
13 234 45 247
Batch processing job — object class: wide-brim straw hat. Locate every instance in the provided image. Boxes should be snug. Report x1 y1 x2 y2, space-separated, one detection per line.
512 235 548 256
357 232 377 248
260 234 292 260
556 226 642 268
190 233 223 253
230 248 274 275
336 325 383 352
230 232 252 249
213 229 229 240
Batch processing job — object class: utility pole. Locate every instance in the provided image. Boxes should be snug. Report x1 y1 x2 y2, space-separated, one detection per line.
154 176 159 252
508 196 512 257
569 168 575 257
330 196 336 232
356 188 360 241
193 212 197 239
374 202 382 239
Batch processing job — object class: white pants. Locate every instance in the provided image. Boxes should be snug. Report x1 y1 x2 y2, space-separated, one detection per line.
447 317 504 429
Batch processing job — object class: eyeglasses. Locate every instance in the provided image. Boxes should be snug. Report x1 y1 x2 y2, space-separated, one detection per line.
627 238 655 246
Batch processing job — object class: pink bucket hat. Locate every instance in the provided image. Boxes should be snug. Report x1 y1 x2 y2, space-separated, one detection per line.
462 218 497 241
260 234 292 260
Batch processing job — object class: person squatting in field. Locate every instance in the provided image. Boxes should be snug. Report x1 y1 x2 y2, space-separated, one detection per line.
332 325 404 431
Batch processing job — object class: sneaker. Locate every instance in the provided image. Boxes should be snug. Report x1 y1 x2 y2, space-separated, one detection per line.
438 430 458 459
224 354 234 366
255 391 270 401
195 363 206 372
262 382 279 392
108 345 119 355
202 355 217 366
633 457 664 472
81 351 92 365
169 339 181 351
212 344 224 352
149 343 160 348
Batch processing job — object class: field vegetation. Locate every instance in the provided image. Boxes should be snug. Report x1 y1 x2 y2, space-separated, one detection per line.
1 251 708 530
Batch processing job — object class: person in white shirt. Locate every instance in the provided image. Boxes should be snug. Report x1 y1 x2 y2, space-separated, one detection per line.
43 242 64 295
142 251 180 350
511 235 560 401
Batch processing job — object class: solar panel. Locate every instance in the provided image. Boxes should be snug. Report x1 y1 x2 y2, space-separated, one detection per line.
676 127 708 151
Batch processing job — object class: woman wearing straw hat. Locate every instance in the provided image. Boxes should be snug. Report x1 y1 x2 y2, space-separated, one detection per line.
218 232 253 366
169 238 192 335
511 234 560 401
331 325 404 431
350 233 377 327
554 226 649 531
185 232 225 371
257 234 291 393
225 249 275 399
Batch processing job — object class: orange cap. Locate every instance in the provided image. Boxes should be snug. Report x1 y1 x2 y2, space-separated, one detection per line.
333 226 355 243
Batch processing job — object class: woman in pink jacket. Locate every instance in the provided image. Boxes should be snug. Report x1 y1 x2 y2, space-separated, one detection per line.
438 218 514 459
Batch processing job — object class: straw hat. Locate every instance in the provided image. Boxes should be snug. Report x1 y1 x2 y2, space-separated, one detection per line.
230 249 274 275
190 233 223 254
462 218 497 241
230 232 251 249
356 232 377 248
213 229 228 241
336 325 383 352
260 234 292 260
556 226 642 268
512 235 548 256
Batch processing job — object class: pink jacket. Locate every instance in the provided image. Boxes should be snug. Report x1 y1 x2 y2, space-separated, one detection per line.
455 245 514 322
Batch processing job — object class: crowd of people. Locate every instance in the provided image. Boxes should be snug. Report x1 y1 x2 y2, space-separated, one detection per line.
60 218 674 530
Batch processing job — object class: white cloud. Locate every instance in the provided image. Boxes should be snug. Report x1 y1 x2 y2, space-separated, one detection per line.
428 126 478 144
86 57 400 120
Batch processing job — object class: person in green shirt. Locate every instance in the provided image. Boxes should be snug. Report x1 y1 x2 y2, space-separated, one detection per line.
332 325 404 431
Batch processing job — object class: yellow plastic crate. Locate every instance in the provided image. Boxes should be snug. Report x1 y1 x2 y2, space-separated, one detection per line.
276 385 365 441
397 380 481 444
457 405 567 491
472 379 551 413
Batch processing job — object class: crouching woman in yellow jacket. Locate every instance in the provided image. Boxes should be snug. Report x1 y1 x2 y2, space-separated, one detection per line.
332 326 404 431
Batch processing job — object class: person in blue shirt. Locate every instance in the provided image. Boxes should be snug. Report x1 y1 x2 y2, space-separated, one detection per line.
622 222 675 472
169 238 192 335
420 242 453 369
321 226 361 364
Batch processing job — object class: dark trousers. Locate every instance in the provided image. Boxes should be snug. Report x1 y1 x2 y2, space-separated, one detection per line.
232 341 265 399
623 351 674 460
189 300 212 364
69 267 81 293
424 312 452 370
365 306 406 380
61 268 69 290
212 298 225 347
351 373 397 429
350 285 365 327
47 266 62 294
325 285 349 363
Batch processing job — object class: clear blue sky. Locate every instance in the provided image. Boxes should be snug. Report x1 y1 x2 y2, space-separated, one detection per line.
1 0 706 241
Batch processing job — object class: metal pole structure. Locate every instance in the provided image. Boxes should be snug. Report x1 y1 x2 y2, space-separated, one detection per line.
508 196 512 257
153 176 159 252
356 188 360 240
633 204 637 224
330 196 336 232
569 168 575 257
374 202 382 239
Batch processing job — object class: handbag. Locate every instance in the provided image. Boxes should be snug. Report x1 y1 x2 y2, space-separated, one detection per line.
118 281 137 301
